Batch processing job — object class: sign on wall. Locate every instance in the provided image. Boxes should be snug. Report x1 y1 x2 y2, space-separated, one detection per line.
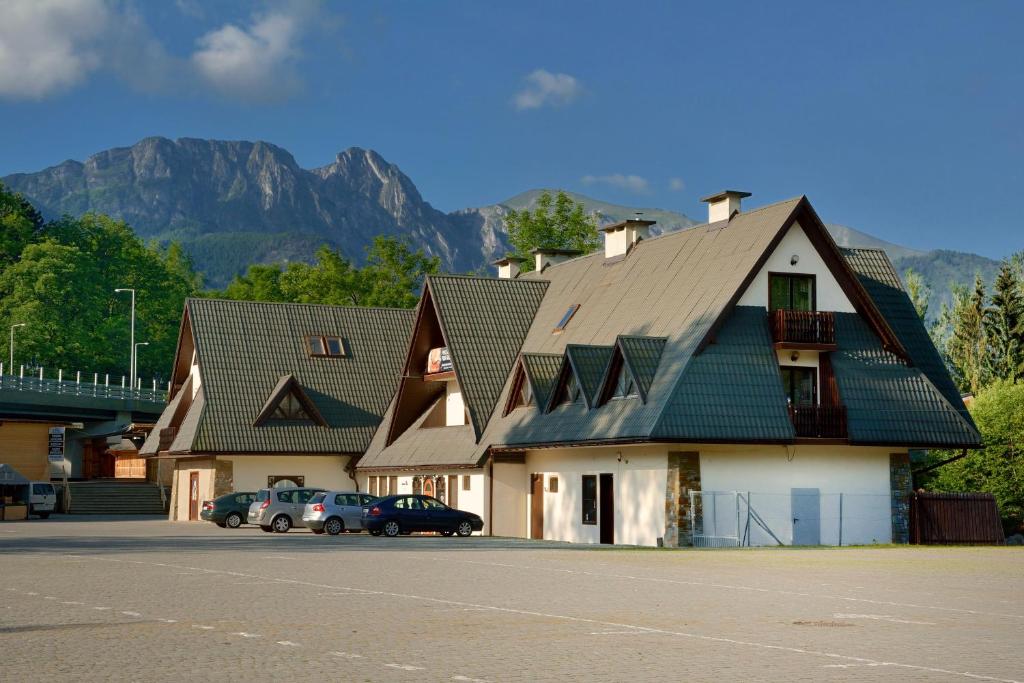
427 347 453 374
47 427 65 463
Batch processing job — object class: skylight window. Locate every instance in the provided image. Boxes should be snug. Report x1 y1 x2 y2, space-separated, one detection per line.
553 304 580 334
307 335 347 357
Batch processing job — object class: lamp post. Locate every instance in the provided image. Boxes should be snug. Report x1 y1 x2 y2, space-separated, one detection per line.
9 323 26 371
114 288 136 389
134 342 149 389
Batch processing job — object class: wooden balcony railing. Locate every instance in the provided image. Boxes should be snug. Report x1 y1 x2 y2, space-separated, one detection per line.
771 309 836 348
158 426 178 451
788 404 847 439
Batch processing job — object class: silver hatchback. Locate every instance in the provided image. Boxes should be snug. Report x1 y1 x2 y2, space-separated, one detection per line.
248 487 325 533
303 491 378 535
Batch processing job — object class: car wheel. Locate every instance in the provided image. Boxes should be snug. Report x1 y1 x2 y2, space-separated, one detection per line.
383 520 401 537
225 512 243 529
272 515 292 533
456 521 473 537
260 525 274 533
369 529 382 536
324 517 344 536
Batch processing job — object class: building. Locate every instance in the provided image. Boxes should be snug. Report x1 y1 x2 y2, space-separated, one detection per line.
139 298 412 521
358 192 980 546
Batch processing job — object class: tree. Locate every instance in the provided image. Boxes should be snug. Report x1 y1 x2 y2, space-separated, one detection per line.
505 190 600 271
0 182 43 266
929 379 1024 534
985 261 1024 382
904 267 930 321
359 236 441 308
942 276 991 393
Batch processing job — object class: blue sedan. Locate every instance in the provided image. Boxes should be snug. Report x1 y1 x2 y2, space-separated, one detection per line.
363 494 484 537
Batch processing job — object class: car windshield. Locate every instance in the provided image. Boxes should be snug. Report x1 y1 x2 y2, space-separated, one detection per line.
32 484 53 495
255 490 270 502
309 492 327 504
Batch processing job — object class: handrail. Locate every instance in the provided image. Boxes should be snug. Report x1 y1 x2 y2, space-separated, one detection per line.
771 309 836 346
0 374 167 403
788 404 847 439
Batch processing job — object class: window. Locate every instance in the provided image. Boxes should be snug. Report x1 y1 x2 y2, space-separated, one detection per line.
368 476 378 496
276 490 297 503
268 475 304 488
553 304 580 333
310 492 327 504
335 494 358 506
462 475 471 491
549 476 559 493
271 394 314 422
781 366 817 406
307 335 347 357
566 374 581 404
359 495 376 505
611 368 637 399
769 274 815 312
581 475 597 524
395 497 422 510
389 476 398 495
296 490 319 504
236 494 254 505
422 497 447 510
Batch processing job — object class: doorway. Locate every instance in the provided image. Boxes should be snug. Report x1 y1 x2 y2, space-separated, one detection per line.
188 472 200 521
791 488 820 545
530 473 544 540
447 475 459 509
599 473 614 545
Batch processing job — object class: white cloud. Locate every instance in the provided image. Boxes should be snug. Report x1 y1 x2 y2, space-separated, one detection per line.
0 0 110 100
669 177 686 192
514 69 582 110
582 174 651 195
192 2 324 102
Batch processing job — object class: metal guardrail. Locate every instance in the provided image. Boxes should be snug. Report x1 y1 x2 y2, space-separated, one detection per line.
0 374 167 403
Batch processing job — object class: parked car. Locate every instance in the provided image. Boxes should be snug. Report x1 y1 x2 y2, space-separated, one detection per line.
248 487 326 532
28 482 56 519
303 491 379 535
200 492 256 528
362 494 483 537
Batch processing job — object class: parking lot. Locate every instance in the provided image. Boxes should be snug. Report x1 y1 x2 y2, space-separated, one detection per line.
1 517 1022 682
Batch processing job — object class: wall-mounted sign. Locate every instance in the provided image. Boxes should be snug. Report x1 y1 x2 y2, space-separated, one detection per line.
427 347 453 374
47 427 66 463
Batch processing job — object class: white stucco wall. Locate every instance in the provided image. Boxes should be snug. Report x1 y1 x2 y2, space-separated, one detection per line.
525 446 668 547
223 455 354 493
445 380 466 426
698 445 895 546
737 221 856 313
171 459 215 521
492 462 528 538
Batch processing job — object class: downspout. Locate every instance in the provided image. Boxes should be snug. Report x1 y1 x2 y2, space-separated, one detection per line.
487 453 494 537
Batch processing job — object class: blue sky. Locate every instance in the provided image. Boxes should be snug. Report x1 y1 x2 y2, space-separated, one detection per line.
0 0 1021 258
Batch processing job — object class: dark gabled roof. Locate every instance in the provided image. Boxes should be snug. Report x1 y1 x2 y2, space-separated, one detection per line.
565 344 614 408
653 306 794 441
168 299 413 455
253 375 327 427
358 396 478 470
617 335 667 402
832 312 980 447
521 353 562 409
842 247 976 429
427 275 548 438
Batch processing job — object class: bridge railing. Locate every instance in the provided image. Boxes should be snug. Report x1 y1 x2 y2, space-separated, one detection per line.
0 364 168 403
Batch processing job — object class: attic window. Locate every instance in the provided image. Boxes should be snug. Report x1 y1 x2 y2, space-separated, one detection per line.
271 394 313 422
611 368 638 400
552 304 580 334
556 373 582 406
308 335 347 357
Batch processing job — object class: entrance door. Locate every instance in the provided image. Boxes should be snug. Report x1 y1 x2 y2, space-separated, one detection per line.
530 473 544 540
188 472 200 521
447 475 459 509
599 473 614 545
791 488 820 545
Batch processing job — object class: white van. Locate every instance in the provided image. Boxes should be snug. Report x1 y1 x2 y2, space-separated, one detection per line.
29 482 56 518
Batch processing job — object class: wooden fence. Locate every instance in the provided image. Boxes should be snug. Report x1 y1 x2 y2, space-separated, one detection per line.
910 492 1004 545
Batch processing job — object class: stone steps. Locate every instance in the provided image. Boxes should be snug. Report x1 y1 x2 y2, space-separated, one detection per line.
67 481 169 515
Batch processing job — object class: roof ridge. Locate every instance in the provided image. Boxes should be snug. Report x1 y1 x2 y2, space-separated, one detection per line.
187 297 416 314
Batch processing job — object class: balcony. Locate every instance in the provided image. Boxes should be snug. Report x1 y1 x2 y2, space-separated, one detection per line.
771 309 836 349
788 404 847 439
158 426 178 451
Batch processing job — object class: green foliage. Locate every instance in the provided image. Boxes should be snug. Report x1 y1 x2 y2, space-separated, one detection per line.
903 267 930 321
504 190 600 271
220 236 439 309
0 196 201 382
938 277 991 393
0 181 43 266
927 380 1024 533
985 262 1024 382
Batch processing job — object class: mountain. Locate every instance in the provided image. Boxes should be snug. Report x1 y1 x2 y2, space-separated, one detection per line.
1 137 1002 306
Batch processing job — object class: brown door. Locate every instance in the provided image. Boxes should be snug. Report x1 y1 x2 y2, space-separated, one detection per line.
448 475 459 509
188 472 200 521
599 473 614 544
530 473 544 540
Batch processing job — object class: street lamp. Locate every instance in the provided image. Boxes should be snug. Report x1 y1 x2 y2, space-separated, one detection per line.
9 323 26 372
134 342 149 388
114 288 136 388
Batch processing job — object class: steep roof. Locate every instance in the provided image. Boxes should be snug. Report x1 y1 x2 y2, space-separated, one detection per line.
165 298 413 455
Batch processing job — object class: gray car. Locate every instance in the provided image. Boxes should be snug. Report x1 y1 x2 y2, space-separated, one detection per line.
302 491 378 535
248 487 326 533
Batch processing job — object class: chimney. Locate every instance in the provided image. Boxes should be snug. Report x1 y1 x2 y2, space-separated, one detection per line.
701 190 752 223
492 255 525 279
600 216 656 258
531 248 582 272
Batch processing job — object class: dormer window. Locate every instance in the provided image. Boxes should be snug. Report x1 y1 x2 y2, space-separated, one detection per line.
271 394 315 422
559 373 581 405
553 304 580 334
253 375 328 427
308 335 347 357
611 368 637 399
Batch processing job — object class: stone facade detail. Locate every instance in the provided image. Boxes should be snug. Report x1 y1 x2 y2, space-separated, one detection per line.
214 459 234 498
664 451 700 547
890 452 912 544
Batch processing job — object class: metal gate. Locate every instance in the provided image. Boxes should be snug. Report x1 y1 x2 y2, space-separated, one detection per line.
689 490 740 547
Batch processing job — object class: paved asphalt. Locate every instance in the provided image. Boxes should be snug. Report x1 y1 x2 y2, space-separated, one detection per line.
1 516 1022 682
